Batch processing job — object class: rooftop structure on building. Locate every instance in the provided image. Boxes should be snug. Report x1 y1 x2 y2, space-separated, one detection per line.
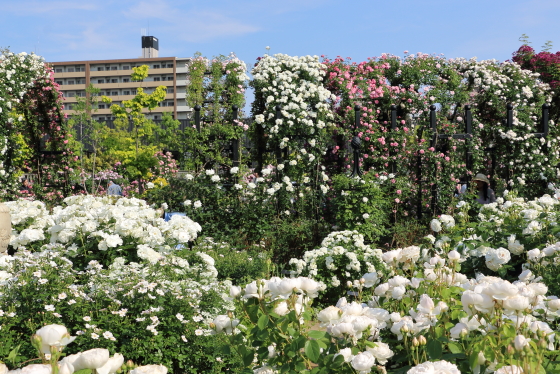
49 36 192 121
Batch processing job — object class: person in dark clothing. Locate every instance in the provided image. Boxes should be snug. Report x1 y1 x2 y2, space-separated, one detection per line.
472 173 496 204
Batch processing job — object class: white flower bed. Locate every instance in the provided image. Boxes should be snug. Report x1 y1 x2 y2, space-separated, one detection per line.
7 196 202 268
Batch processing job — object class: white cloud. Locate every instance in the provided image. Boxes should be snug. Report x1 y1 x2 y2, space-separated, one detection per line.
124 0 259 41
4 1 97 14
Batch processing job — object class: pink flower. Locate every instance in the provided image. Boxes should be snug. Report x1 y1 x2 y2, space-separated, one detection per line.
395 198 400 203
396 190 402 194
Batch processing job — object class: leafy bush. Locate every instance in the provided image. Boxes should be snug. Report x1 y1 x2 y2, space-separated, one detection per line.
289 230 386 306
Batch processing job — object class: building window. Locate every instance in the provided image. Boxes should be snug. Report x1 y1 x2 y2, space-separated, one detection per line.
167 64 173 68
167 87 174 93
67 68 75 72
98 104 105 109
153 77 160 81
122 65 130 70
55 68 63 73
97 67 104 71
98 117 106 121
111 66 117 71
111 79 118 83
131 90 137 95
123 78 130 83
154 115 159 120
67 80 75 85
112 91 118 96
123 91 130 95
167 76 174 81
55 80 63 85
153 65 160 69
98 79 104 84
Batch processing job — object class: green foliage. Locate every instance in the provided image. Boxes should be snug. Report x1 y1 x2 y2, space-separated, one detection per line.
263 217 329 266
0 253 242 373
195 237 273 285
330 173 391 243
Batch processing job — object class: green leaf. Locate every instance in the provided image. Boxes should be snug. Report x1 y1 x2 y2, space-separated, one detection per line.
246 304 259 323
502 324 516 338
7 344 20 363
427 339 442 360
331 354 345 368
258 314 269 330
74 370 92 374
220 345 231 355
447 342 463 354
307 330 326 339
243 351 254 367
469 350 480 369
316 340 328 349
305 340 321 363
295 361 307 371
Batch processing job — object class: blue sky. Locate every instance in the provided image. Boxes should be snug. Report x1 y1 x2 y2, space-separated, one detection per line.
2 0 559 71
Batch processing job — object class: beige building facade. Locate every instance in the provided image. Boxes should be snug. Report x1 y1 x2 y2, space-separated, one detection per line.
50 43 192 120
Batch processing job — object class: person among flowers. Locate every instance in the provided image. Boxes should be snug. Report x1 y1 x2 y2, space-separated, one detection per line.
472 173 496 204
107 180 122 196
19 178 32 193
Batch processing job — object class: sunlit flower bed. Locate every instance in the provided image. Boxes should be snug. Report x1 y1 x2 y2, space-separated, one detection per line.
3 191 560 373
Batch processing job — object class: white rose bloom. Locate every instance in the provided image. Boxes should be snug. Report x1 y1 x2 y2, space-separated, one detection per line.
351 351 376 372
230 167 239 174
194 200 202 208
430 219 442 232
334 348 353 363
105 234 123 248
73 348 110 370
362 272 378 288
229 286 242 298
97 354 124 374
425 234 436 244
273 301 290 316
527 248 541 261
448 250 461 261
130 365 168 374
212 315 240 334
35 324 76 354
367 342 394 365
406 360 460 374
450 322 468 339
503 295 530 311
439 214 455 229
17 364 52 374
137 245 162 264
317 306 341 324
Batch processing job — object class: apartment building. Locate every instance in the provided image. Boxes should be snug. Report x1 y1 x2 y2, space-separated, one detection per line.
49 37 192 120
